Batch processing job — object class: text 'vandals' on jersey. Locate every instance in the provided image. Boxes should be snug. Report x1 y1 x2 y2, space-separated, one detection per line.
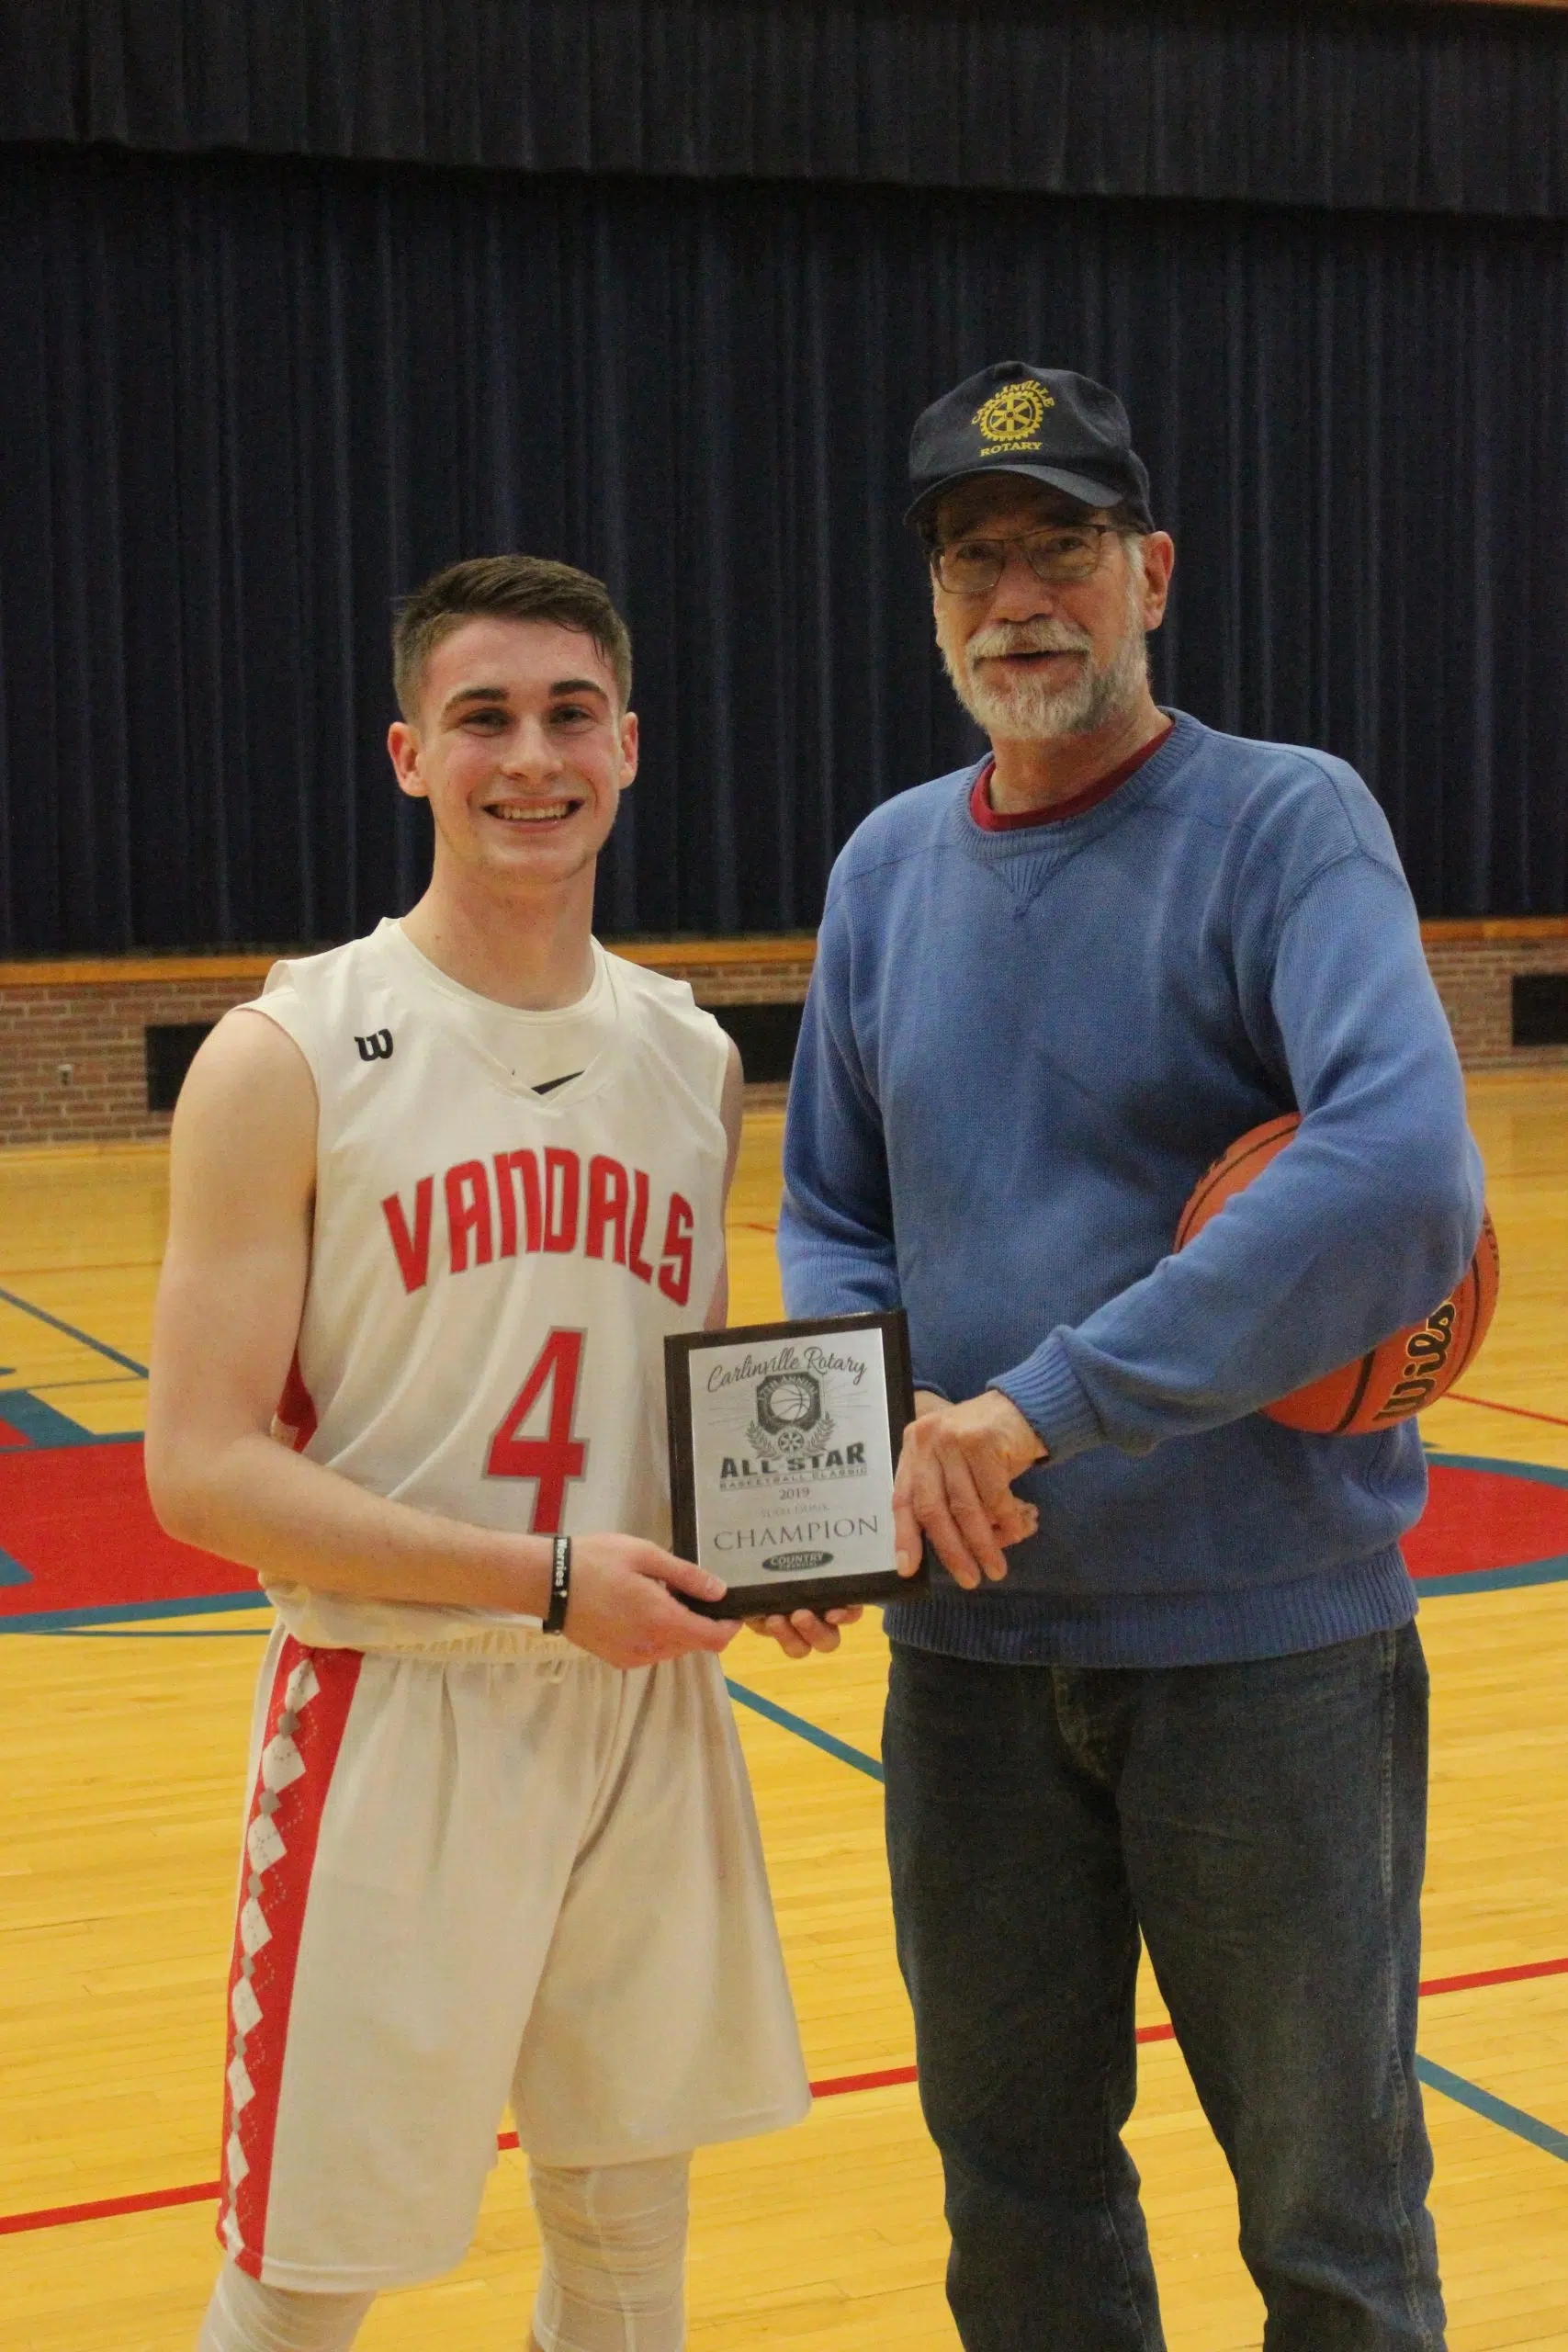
382 1148 695 1303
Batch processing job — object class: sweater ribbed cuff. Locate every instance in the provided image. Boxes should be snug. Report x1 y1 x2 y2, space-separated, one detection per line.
990 1334 1103 1465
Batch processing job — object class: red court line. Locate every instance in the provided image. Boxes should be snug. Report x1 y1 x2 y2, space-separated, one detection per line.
810 2064 919 2096
1448 1389 1568 1432
0 2177 221 2236
1419 1955 1568 1997
4 1953 1563 2242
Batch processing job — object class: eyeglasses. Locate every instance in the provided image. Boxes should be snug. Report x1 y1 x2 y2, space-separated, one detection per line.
930 523 1120 598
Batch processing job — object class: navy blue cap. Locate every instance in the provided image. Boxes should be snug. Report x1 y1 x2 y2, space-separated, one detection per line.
905 362 1154 533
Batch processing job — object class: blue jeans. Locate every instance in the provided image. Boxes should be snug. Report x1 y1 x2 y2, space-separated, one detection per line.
882 1626 1445 2351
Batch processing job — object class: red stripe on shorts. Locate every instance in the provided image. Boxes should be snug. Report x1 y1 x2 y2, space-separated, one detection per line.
218 1636 363 2279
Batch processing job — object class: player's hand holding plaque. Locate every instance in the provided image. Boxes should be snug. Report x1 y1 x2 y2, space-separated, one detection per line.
665 1311 931 1618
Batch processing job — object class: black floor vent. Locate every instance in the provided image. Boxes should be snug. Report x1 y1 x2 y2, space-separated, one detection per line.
146 1022 216 1112
1512 974 1568 1048
706 1001 804 1085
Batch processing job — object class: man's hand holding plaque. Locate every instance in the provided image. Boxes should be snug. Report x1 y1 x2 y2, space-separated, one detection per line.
747 1384 1043 1653
891 1387 1044 1590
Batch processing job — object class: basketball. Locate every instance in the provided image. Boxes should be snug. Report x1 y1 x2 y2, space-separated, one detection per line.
768 1378 817 1424
1175 1115 1500 1433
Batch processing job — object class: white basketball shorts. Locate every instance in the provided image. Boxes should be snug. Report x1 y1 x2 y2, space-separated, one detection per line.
217 1626 810 2294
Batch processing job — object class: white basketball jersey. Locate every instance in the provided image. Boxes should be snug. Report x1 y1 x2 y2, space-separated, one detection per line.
244 919 729 1656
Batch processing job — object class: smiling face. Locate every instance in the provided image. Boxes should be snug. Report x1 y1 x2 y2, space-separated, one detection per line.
387 616 637 897
930 479 1171 745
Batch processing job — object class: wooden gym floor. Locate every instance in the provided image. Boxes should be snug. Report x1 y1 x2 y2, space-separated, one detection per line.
0 1069 1564 2349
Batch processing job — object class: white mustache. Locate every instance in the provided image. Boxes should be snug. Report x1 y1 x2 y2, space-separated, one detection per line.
966 622 1093 662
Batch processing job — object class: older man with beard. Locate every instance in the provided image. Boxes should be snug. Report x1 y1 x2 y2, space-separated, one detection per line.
766 365 1478 2350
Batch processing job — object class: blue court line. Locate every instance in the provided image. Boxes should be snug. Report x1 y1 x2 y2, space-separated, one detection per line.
1424 1448 1568 1489
0 1284 148 1378
62 1627 267 1637
1418 1557 1568 1596
0 1387 139 1449
723 1677 886 1781
1416 2058 1568 2163
0 1590 264 1633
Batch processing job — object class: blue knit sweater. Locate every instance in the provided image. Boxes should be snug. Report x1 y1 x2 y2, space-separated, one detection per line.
778 710 1484 1667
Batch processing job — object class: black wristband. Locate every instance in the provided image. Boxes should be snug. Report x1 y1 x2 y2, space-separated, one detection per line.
542 1534 572 1634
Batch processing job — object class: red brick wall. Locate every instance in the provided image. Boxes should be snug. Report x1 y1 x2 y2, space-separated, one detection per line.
0 976 269 1148
0 947 821 1148
1423 937 1568 1070
0 931 1562 1148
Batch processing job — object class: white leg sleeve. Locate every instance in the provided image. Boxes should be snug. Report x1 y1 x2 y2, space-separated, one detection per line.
530 2154 691 2352
196 2260 375 2352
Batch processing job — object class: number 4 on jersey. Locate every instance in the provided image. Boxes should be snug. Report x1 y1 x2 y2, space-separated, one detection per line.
485 1328 589 1532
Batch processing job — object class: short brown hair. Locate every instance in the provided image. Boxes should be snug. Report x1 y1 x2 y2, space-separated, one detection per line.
392 554 633 720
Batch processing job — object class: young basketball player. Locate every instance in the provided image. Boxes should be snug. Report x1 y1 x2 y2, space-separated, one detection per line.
145 556 811 2352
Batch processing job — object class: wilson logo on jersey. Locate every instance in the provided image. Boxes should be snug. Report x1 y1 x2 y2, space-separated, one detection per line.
381 1148 695 1305
355 1030 394 1062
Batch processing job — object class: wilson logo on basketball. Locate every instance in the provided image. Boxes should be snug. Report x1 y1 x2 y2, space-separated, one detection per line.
1371 1302 1458 1422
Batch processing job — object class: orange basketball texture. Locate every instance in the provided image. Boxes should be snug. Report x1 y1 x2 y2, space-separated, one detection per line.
1174 1115 1499 1434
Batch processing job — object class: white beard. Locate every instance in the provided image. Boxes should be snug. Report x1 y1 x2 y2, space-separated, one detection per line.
941 563 1149 743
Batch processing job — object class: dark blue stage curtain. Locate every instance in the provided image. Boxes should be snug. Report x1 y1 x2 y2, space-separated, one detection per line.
0 146 1565 950
3 0 1567 220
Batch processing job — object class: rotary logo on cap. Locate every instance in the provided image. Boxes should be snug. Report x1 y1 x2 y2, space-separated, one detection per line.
973 379 1055 451
904 362 1155 532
